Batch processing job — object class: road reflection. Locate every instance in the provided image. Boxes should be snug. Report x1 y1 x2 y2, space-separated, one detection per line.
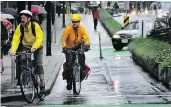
63 94 88 104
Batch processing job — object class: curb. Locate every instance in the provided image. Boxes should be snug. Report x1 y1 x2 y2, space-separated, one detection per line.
1 54 65 103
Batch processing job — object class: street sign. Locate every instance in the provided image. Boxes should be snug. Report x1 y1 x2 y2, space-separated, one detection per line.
124 16 129 28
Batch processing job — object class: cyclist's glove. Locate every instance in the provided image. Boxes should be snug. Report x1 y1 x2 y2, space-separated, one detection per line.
84 45 90 52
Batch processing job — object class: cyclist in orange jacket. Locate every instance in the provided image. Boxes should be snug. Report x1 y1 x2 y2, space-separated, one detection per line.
61 14 90 90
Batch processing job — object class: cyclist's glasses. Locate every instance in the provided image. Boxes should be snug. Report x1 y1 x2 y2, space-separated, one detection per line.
72 21 80 23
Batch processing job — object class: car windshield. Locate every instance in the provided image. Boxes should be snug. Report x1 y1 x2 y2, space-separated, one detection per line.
124 22 139 30
154 21 167 28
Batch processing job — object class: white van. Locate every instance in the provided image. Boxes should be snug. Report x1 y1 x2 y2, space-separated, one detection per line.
112 18 167 50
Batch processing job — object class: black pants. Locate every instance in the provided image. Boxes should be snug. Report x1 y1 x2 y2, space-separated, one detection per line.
64 48 85 83
94 18 98 29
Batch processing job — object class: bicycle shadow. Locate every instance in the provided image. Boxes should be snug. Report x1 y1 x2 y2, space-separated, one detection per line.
62 94 88 104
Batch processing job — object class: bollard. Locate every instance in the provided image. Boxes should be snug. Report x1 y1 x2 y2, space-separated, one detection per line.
163 68 166 84
54 1 57 43
157 62 162 80
167 66 171 88
142 20 144 37
66 4 70 14
98 32 103 60
168 67 171 88
11 56 16 88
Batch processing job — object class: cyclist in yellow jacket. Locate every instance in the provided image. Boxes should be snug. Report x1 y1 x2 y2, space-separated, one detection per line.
61 14 90 90
11 10 45 96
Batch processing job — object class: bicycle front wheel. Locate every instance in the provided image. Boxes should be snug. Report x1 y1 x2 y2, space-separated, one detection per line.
73 65 81 95
20 70 35 103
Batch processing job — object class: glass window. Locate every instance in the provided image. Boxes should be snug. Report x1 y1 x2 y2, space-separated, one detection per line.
154 21 166 28
124 22 139 30
159 21 167 27
146 22 154 30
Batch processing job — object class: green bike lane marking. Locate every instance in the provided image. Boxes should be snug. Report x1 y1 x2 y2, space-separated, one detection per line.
88 47 131 58
42 104 171 107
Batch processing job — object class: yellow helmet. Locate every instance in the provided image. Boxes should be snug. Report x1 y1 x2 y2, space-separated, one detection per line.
71 14 81 21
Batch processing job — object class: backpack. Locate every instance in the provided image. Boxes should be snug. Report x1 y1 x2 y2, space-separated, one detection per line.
62 62 91 82
20 21 36 37
32 15 40 24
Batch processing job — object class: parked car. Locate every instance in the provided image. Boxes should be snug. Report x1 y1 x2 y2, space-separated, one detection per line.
58 3 84 14
146 26 171 44
112 18 168 50
90 1 100 7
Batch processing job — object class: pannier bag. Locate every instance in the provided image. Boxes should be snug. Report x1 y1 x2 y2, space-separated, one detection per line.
62 62 91 81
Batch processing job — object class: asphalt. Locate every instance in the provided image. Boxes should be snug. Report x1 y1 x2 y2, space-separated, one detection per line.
0 14 71 103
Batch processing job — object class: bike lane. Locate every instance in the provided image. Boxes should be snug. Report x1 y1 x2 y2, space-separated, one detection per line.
43 14 171 105
2 12 171 106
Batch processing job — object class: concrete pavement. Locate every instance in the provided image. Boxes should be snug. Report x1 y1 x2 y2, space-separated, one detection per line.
0 14 71 102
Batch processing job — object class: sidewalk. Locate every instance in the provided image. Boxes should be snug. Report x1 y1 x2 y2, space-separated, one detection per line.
1 14 71 102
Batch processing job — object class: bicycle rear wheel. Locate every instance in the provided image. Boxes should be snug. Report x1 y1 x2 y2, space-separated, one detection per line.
20 70 35 103
73 65 81 95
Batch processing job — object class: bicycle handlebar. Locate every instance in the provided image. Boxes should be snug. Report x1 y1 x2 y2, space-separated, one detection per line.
12 50 33 56
63 49 85 54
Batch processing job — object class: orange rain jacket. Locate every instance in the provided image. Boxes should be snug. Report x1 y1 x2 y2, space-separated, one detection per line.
61 25 90 48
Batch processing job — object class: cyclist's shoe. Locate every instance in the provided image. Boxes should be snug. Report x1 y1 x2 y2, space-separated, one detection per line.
66 83 72 90
66 81 72 90
39 85 45 101
40 85 45 94
62 71 67 80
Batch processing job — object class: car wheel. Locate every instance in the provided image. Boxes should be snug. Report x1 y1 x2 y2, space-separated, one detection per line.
113 45 123 51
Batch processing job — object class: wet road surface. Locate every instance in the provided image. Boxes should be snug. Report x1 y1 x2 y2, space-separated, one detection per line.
2 13 171 106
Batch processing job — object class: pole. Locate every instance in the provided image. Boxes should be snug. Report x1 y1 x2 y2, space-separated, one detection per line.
17 1 25 23
17 1 25 13
0 1 1 75
156 1 158 19
62 1 66 28
46 1 52 56
142 20 144 37
69 1 71 13
54 1 57 43
11 56 16 87
28 1 32 11
98 32 103 60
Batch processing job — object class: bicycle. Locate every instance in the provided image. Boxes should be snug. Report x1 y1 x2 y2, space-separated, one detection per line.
64 48 86 95
14 50 45 103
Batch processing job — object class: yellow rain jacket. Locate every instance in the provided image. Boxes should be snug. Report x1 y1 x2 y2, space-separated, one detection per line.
11 22 43 53
61 25 90 48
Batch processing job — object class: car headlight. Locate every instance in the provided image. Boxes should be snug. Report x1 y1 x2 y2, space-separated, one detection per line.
130 10 136 15
158 15 162 18
145 10 148 14
112 34 120 38
147 32 151 35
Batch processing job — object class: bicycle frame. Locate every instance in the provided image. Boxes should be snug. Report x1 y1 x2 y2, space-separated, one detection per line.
65 49 84 95
14 51 44 103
